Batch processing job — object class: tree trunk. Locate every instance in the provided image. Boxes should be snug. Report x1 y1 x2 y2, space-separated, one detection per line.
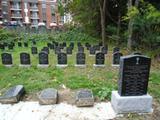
99 0 107 46
127 0 133 50
127 0 140 50
117 12 121 46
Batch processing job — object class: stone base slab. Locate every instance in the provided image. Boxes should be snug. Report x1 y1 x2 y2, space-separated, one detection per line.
19 64 31 68
111 64 120 67
4 65 13 67
93 64 105 67
75 64 86 68
111 91 153 114
56 64 68 68
37 64 49 68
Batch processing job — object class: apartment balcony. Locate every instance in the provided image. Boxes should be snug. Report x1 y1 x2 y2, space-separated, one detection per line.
11 14 22 19
30 15 39 19
30 7 38 12
10 6 22 11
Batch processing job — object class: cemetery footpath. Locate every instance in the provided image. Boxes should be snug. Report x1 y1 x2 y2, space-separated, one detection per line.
0 41 160 120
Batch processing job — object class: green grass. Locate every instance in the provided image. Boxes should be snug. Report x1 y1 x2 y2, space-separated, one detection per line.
0 41 159 102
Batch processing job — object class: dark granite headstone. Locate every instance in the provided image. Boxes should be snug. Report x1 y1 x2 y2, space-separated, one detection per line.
20 52 31 65
55 47 61 54
76 53 86 65
24 42 28 47
31 47 38 54
78 46 84 53
95 52 105 65
32 40 36 45
89 47 96 55
113 52 123 65
41 47 49 54
57 53 67 65
77 42 82 47
66 47 72 55
39 52 49 65
118 55 151 96
101 46 108 54
18 42 22 47
1 53 12 65
113 47 120 53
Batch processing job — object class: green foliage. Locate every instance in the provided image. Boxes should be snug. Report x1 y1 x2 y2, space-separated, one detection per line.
0 29 17 43
97 87 113 101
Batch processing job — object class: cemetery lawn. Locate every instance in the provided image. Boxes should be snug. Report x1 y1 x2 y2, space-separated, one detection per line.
0 42 160 104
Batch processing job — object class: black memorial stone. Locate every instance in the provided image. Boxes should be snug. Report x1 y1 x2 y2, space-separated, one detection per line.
55 47 61 54
113 52 123 65
76 53 85 65
89 47 96 55
18 42 22 47
113 47 120 53
39 52 49 65
0 43 5 50
24 42 28 47
41 47 49 54
66 47 72 54
57 53 67 65
118 55 151 96
95 52 105 65
20 52 31 65
31 47 38 54
78 46 84 53
1 53 13 65
101 46 108 54
8 44 14 50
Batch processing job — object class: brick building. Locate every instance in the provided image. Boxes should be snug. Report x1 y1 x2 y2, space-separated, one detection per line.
0 0 69 29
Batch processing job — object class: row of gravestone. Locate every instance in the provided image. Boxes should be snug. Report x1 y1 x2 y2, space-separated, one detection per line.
0 54 153 114
0 85 94 107
1 52 107 67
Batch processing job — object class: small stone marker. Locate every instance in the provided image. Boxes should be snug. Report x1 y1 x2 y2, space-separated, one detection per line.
112 52 123 66
78 46 84 53
31 47 38 54
76 89 94 107
38 88 58 105
19 52 31 67
75 52 86 67
94 52 105 67
1 53 13 67
66 47 72 55
89 47 96 55
38 52 49 67
18 42 22 47
111 55 153 114
0 85 25 104
113 47 120 53
101 46 108 54
57 53 67 67
24 42 28 47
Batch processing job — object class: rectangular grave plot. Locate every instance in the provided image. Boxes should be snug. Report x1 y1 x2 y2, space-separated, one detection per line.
1 53 13 65
20 53 31 65
118 55 151 96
